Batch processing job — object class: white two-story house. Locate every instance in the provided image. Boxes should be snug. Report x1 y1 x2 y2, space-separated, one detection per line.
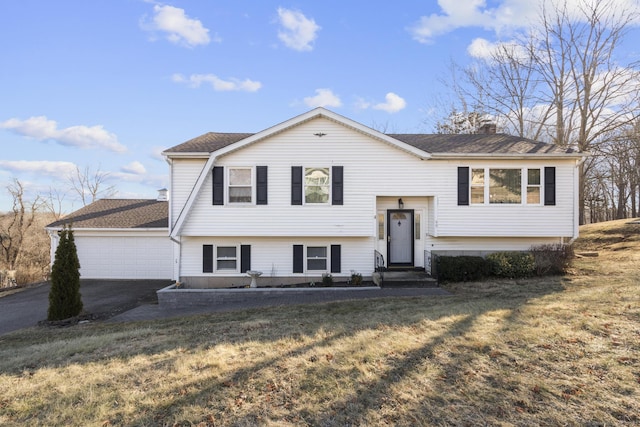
48 108 584 285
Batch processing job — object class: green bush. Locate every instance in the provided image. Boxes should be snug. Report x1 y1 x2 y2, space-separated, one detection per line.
530 243 574 276
349 272 363 286
486 251 535 278
436 256 489 283
48 226 83 321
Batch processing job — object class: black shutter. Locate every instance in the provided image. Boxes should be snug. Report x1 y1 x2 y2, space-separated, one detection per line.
212 166 224 205
203 245 213 273
293 244 304 273
330 244 341 273
332 166 343 205
256 166 268 205
544 167 556 206
458 167 469 206
291 166 303 205
240 245 251 273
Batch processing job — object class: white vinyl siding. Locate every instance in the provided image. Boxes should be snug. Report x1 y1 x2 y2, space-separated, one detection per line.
180 236 370 280
176 116 578 243
67 231 172 279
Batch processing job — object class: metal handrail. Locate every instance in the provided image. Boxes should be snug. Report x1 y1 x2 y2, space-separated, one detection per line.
374 250 385 272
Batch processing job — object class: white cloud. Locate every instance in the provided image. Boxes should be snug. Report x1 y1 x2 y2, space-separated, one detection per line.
467 37 530 60
277 7 320 51
409 0 640 44
0 116 127 153
373 93 407 113
172 73 262 92
303 89 342 108
142 5 211 48
121 161 147 175
0 160 77 179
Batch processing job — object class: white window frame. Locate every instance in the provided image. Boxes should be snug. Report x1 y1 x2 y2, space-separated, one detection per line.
471 168 544 205
227 167 254 204
470 168 486 205
526 168 542 205
216 245 238 271
304 167 331 204
306 246 328 271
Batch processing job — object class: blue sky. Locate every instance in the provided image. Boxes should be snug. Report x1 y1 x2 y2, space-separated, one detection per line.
1 0 638 212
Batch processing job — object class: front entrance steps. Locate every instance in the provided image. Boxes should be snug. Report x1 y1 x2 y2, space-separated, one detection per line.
372 269 438 288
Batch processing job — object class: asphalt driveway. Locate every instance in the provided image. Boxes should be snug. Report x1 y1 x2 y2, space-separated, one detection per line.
0 279 171 336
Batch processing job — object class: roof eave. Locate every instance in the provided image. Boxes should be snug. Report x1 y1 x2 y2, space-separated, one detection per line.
45 226 169 232
429 152 588 160
162 151 212 159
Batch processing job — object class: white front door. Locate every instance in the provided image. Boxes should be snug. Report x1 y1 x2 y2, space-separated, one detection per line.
387 210 414 267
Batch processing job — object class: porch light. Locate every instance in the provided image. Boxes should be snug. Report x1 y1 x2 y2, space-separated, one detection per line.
398 198 404 209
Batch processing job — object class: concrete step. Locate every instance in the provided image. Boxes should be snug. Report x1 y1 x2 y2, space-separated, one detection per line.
376 270 438 288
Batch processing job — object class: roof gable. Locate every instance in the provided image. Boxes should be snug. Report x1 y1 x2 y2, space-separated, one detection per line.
47 199 168 229
163 108 431 160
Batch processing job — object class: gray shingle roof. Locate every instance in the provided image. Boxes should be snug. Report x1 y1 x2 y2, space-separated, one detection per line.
163 132 254 153
163 131 577 156
47 199 168 229
389 133 576 155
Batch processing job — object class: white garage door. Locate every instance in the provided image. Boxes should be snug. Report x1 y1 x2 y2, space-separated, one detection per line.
75 235 173 279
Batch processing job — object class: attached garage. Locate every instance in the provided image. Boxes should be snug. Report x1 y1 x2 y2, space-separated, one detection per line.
46 198 172 280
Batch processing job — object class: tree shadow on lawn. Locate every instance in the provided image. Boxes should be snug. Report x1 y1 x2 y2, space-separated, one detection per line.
120 278 567 426
2 277 567 426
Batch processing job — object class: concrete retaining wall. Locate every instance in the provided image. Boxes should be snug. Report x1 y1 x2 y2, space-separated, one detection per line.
157 284 380 309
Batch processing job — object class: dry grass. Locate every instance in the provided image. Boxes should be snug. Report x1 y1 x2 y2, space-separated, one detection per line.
1 219 639 426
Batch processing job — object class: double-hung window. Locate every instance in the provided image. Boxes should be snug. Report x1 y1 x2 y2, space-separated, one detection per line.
527 169 541 204
228 167 252 204
471 169 485 204
304 168 330 204
216 246 237 270
307 246 327 270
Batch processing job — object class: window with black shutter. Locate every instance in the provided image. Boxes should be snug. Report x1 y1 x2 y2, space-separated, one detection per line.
291 166 303 205
240 245 251 273
256 166 268 205
293 244 304 273
332 166 343 205
458 167 469 206
544 167 556 206
212 166 224 205
330 244 341 273
203 245 213 273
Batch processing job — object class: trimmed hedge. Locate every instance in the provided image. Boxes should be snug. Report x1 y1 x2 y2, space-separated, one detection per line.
436 246 571 283
486 251 535 278
436 256 490 283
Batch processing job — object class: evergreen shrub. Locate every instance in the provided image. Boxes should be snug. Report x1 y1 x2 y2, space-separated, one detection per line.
486 251 535 278
48 226 83 321
436 255 489 283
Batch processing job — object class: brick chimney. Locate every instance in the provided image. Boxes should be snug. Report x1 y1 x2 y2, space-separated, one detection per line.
478 123 497 134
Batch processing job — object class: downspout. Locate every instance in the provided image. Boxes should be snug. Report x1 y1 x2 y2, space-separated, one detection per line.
569 155 588 244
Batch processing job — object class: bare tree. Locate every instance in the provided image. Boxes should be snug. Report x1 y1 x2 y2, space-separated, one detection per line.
0 180 43 274
68 165 116 206
437 0 640 224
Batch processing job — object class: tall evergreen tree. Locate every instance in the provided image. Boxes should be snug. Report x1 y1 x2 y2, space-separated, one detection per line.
48 225 83 321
